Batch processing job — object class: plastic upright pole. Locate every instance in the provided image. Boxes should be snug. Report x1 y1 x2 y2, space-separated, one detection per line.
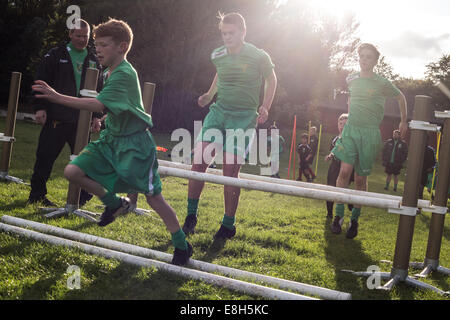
287 115 296 180
315 124 322 176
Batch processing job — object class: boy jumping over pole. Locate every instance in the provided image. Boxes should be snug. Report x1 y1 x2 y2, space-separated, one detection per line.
183 12 277 239
330 43 407 239
32 18 192 266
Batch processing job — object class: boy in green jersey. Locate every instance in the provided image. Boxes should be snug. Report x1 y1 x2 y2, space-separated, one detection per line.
183 12 277 239
330 43 408 239
32 18 192 266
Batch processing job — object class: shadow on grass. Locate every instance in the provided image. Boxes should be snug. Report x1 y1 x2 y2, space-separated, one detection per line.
417 212 450 242
0 199 29 211
323 216 393 300
62 261 186 300
199 238 227 262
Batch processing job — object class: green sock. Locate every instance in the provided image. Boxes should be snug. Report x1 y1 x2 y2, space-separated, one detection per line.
100 192 121 208
171 229 188 250
335 203 345 218
385 181 390 188
393 184 398 190
351 207 361 221
187 198 199 216
222 214 236 230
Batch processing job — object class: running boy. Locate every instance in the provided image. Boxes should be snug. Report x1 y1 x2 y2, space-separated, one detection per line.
182 12 277 239
32 18 192 265
330 43 407 239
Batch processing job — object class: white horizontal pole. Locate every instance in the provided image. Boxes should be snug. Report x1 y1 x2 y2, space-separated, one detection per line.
0 222 316 300
158 165 400 209
158 160 431 209
1 215 350 300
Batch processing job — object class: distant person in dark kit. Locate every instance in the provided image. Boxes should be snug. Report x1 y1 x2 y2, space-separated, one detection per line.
382 129 408 192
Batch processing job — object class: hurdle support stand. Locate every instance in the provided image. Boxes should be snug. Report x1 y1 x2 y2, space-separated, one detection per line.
345 96 449 296
0 72 27 185
410 110 450 278
44 68 100 222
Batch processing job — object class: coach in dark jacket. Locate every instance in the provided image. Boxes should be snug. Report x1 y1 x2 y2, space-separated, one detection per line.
382 129 408 191
28 19 103 206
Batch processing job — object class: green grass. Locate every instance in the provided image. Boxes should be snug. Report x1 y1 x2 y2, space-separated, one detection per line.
0 120 449 300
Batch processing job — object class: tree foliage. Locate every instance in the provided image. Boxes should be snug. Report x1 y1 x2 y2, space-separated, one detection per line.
4 0 446 132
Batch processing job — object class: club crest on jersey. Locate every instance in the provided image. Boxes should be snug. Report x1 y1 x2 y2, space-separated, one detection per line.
76 61 83 73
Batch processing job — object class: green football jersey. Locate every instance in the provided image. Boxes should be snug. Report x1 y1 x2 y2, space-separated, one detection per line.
67 42 87 95
346 72 401 128
211 42 274 111
97 59 153 136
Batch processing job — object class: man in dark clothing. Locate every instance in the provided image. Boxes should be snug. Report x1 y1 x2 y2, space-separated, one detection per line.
28 19 103 206
382 129 408 191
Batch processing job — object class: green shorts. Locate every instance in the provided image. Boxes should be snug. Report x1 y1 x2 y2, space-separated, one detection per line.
197 104 257 159
70 130 162 196
332 124 382 176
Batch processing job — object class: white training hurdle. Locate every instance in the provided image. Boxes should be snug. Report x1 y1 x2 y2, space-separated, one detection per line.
1 215 351 300
158 165 401 210
158 160 432 210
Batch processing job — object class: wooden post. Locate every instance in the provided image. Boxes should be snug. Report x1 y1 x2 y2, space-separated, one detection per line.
391 96 432 278
66 68 99 207
142 82 156 115
0 72 21 174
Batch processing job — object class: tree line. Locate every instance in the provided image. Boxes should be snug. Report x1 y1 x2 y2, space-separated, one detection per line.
1 0 448 133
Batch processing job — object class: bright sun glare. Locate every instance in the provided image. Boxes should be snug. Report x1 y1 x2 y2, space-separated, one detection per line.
280 0 362 19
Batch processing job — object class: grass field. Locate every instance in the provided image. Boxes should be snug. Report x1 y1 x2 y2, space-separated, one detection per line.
0 119 449 300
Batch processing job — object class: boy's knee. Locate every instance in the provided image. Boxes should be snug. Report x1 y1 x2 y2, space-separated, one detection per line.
355 175 367 190
223 164 240 178
145 193 163 206
64 164 78 181
339 168 353 180
192 163 209 173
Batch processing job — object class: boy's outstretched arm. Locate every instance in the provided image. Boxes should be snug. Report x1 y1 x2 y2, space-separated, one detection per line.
198 73 218 107
257 70 277 124
32 80 105 113
397 92 408 138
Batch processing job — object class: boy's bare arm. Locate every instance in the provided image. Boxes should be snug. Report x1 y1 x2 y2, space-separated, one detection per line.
198 73 218 107
33 80 105 113
257 70 277 124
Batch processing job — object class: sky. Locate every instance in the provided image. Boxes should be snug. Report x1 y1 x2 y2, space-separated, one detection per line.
299 0 450 79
